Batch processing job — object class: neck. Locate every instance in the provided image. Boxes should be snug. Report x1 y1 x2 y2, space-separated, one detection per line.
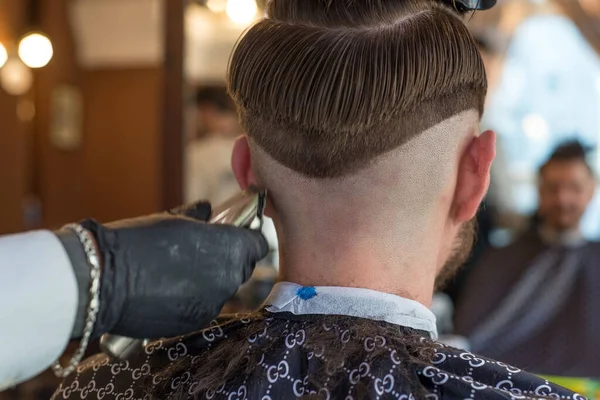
538 223 584 247
275 221 442 307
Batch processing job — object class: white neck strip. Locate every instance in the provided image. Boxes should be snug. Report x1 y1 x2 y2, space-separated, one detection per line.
263 282 438 339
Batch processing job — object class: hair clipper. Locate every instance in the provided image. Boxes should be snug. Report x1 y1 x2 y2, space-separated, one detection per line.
99 187 267 361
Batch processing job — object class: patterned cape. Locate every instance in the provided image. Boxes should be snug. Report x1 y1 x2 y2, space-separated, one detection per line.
52 311 583 400
455 231 600 377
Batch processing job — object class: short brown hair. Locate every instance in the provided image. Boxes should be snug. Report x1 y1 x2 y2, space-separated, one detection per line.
228 0 487 178
539 139 593 176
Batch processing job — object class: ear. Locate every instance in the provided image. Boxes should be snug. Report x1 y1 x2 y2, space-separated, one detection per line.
231 135 258 190
452 130 496 223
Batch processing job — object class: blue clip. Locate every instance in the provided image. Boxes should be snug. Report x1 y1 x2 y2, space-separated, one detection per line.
297 286 317 300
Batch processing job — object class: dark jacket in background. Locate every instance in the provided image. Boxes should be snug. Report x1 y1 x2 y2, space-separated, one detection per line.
455 229 600 378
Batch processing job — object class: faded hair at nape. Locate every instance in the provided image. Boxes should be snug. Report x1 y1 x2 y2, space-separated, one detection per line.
228 0 486 178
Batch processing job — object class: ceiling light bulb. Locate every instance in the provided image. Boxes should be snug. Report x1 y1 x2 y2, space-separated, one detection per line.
0 43 7 68
18 32 54 68
226 0 257 25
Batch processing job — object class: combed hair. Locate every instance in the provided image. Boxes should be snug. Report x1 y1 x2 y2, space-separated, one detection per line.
228 0 487 177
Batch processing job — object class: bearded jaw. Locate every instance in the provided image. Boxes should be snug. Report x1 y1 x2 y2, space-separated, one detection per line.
434 218 477 291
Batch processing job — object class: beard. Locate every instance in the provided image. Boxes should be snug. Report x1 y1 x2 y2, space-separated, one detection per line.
434 218 477 290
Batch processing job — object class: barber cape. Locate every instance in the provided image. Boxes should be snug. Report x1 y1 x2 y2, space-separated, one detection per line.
455 228 600 378
53 283 581 400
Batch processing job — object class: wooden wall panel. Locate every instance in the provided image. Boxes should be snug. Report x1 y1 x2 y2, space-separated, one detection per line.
35 0 87 228
162 0 184 209
0 92 25 234
0 0 175 232
35 0 165 227
80 68 164 222
0 0 27 234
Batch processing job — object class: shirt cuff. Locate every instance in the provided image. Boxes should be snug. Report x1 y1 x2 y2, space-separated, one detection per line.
0 230 78 390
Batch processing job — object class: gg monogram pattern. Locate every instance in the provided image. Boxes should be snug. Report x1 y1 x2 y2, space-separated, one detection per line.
53 312 583 400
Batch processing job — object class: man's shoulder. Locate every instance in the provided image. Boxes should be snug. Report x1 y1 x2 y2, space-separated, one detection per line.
52 316 584 400
465 230 543 290
330 342 582 399
426 345 584 399
582 239 600 254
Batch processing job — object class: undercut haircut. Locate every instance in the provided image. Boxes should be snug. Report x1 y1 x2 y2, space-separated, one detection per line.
228 0 487 178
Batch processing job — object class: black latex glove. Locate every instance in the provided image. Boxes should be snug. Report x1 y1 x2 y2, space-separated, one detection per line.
62 202 268 339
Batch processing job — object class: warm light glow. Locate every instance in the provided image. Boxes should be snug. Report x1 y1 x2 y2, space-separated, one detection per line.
206 0 227 13
18 32 54 68
17 99 36 122
522 113 549 141
226 0 257 25
0 43 7 68
581 0 600 17
0 57 33 95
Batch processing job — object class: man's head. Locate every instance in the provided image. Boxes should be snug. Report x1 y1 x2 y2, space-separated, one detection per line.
538 141 595 232
227 0 495 297
195 87 240 138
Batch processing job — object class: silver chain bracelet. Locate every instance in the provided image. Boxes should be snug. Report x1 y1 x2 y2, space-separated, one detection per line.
51 223 102 378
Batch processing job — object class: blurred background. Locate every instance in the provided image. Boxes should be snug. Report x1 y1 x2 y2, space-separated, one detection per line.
1 0 600 398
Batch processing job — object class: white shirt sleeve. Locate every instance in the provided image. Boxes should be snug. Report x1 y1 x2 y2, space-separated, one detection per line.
0 230 78 390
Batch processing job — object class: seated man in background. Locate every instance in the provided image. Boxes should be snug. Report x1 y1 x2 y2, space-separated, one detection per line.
54 1 580 398
186 87 241 206
455 140 600 378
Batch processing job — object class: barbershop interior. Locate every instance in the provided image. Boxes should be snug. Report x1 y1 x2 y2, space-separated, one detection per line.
1 0 600 398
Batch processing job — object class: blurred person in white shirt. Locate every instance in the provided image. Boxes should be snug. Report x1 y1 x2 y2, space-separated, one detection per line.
186 87 241 206
186 87 279 267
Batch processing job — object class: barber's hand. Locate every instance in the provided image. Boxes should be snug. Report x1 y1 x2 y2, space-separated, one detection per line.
79 202 268 339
